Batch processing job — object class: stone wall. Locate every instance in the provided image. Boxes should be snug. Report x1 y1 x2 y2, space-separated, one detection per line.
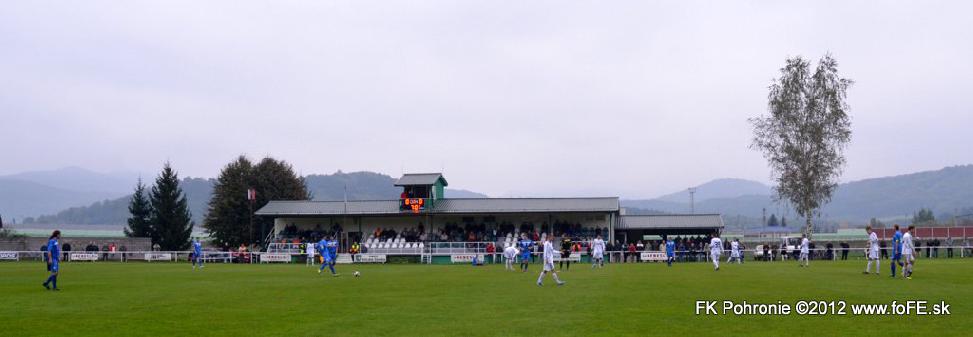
0 237 153 251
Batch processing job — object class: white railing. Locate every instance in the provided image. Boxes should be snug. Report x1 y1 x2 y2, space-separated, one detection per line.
0 251 253 263
266 243 303 254
3 246 970 264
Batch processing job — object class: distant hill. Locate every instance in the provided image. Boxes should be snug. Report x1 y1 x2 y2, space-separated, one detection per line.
306 171 488 200
656 178 771 203
0 167 140 221
0 178 118 221
24 177 214 225
445 189 489 198
305 171 399 200
22 170 488 225
623 165 973 223
3 166 138 196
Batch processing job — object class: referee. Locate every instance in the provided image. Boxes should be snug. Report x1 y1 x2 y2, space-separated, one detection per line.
559 233 572 271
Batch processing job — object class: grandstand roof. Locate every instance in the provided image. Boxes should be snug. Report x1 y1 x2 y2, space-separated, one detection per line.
394 173 447 186
618 214 724 230
255 197 620 216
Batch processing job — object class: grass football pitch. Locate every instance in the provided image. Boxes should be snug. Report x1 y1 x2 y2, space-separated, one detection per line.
2 259 970 336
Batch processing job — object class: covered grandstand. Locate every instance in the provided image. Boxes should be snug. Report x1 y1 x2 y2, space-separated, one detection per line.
255 173 724 260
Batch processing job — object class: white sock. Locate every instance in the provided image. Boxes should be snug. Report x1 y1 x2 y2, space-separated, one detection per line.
537 271 545 284
552 272 562 283
866 260 872 272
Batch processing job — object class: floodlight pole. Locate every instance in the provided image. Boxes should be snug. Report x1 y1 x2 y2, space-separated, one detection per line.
688 187 697 214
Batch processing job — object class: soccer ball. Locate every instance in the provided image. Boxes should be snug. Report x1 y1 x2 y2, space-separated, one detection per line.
354 271 361 277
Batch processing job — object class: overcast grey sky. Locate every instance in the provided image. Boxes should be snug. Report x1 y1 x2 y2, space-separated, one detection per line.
1 1 971 198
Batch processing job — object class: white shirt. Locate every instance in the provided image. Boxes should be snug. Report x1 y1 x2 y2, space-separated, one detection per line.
901 232 914 255
503 246 518 259
730 241 740 256
543 241 555 264
800 238 809 254
710 237 723 253
868 232 879 253
306 243 315 256
592 239 605 254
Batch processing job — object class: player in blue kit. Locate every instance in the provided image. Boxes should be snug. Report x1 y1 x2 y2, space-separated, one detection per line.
42 230 61 291
192 238 204 270
327 237 339 276
518 234 533 272
665 236 676 267
890 224 904 277
317 237 338 276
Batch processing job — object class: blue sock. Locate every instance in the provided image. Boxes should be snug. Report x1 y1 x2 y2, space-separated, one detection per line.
891 263 896 276
329 264 336 274
44 275 53 285
319 263 326 272
52 276 57 289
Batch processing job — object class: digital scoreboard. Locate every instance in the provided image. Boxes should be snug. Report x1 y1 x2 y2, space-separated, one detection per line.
402 198 425 213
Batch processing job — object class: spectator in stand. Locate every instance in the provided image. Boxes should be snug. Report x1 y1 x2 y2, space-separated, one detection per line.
965 238 971 257
119 245 127 262
880 240 888 259
62 242 72 261
101 243 110 261
946 236 954 258
626 242 636 263
85 242 98 252
486 242 496 263
825 242 834 260
41 244 50 270
840 242 850 260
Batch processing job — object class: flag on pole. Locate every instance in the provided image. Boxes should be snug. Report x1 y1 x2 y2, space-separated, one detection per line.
247 188 256 201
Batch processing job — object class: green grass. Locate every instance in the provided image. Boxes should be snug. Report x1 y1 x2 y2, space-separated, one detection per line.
1 259 971 336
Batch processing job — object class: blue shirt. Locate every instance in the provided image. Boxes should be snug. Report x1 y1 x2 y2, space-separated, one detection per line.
47 238 60 263
193 241 202 254
665 240 675 256
892 232 902 255
326 240 338 258
518 240 533 259
317 240 330 260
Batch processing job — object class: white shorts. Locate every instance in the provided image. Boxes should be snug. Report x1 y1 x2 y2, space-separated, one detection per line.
711 252 721 259
902 253 913 262
543 261 554 271
868 250 878 259
593 251 604 259
731 251 740 258
800 252 808 258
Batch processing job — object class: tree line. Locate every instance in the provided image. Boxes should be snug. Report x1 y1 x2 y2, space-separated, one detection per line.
125 156 307 250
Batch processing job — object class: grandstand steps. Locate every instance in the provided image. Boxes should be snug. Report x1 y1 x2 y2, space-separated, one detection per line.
336 254 354 264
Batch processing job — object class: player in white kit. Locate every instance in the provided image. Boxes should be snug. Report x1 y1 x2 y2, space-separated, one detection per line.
798 234 810 267
864 225 880 274
901 225 916 279
727 239 741 264
536 235 565 286
709 233 723 271
503 245 519 271
591 235 606 268
306 241 316 266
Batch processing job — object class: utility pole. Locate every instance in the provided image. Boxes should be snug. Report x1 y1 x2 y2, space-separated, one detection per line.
688 187 697 214
762 208 767 227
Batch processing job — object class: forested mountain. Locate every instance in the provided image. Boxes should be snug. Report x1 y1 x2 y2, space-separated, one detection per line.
623 165 973 223
20 171 486 225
